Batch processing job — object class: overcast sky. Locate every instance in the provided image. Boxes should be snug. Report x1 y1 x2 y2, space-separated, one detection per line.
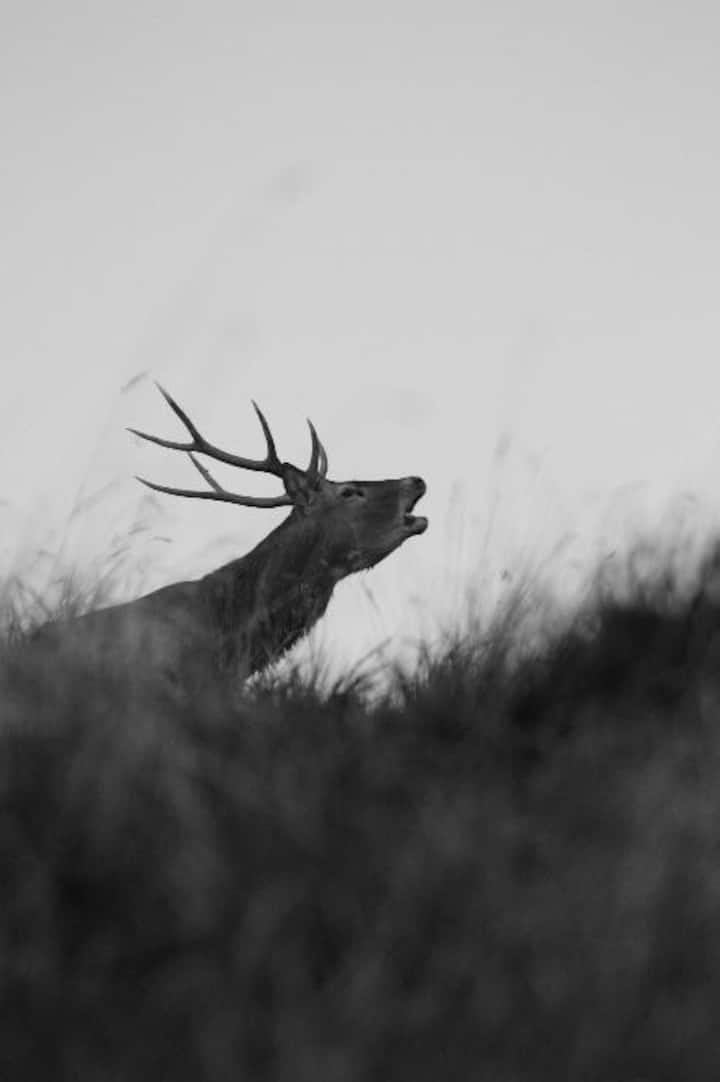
3 1 720 676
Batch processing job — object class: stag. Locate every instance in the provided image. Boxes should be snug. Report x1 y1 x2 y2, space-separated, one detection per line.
36 386 427 690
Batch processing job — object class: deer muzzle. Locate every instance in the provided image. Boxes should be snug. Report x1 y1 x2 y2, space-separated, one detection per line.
403 476 428 535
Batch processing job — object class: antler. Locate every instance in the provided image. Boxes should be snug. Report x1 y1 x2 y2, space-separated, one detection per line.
306 419 329 479
129 384 285 474
129 384 292 508
129 383 331 508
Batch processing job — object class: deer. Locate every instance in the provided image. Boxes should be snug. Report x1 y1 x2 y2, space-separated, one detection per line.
32 385 428 693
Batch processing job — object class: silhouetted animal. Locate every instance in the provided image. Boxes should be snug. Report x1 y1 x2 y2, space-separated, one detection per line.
36 385 428 691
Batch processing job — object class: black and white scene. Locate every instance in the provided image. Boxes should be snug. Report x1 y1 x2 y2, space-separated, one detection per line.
3 3 720 1078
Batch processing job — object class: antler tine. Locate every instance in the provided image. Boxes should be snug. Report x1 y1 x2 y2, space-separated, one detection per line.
156 383 203 441
136 454 292 508
127 384 285 476
318 436 328 478
306 419 329 479
188 452 226 494
187 452 290 506
251 400 282 471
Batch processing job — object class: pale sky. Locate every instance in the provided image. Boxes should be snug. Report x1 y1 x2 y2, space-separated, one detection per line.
3 2 720 678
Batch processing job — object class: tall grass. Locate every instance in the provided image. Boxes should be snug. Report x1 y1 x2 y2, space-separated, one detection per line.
3 540 720 1080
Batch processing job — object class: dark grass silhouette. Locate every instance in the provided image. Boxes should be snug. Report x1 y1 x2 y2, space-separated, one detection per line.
4 542 720 1081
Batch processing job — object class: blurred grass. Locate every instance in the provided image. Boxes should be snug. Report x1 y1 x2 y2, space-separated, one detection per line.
4 541 720 1080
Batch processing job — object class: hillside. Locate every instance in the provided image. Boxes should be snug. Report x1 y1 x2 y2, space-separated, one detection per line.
3 549 720 1081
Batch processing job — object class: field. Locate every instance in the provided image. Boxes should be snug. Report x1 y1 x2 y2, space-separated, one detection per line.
3 545 720 1081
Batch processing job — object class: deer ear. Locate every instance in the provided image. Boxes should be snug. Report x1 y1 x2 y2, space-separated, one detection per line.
283 466 316 509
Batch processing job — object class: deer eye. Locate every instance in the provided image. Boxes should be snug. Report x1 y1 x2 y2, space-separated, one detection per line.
341 486 362 499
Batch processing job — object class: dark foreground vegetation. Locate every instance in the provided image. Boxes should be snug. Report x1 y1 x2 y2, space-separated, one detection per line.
4 547 720 1081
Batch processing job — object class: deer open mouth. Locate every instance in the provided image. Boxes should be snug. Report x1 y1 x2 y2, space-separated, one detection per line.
404 513 428 535
403 481 428 535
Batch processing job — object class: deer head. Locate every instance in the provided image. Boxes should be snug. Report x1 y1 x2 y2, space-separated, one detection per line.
129 385 428 583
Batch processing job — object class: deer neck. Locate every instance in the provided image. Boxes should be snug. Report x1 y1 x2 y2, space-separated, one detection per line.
198 511 340 675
